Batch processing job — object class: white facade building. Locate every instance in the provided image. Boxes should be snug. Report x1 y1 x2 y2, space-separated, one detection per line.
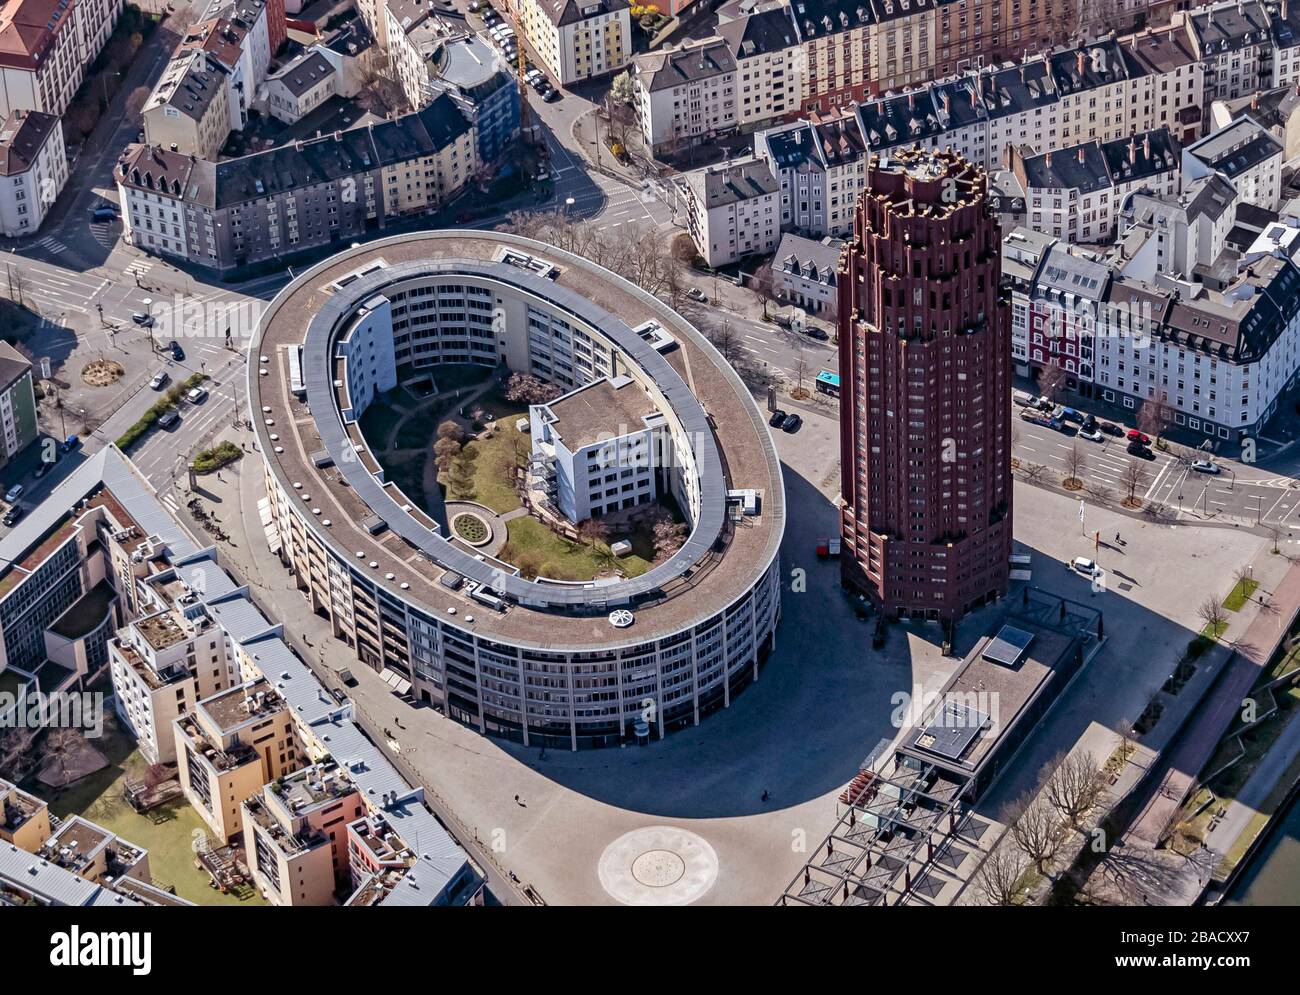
676 154 780 266
0 109 65 237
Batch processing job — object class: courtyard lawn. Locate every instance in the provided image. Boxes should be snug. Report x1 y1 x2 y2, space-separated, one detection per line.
444 413 528 514
502 516 652 581
1224 577 1261 612
41 721 265 907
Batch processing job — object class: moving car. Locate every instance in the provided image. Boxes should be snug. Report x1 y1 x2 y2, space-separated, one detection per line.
4 484 23 503
132 312 154 327
157 410 180 429
91 206 118 222
1071 556 1100 577
769 409 787 427
1078 425 1104 442
781 413 803 433
149 370 169 390
1191 459 1221 474
687 288 707 302
2 505 23 526
187 386 208 403
169 340 185 361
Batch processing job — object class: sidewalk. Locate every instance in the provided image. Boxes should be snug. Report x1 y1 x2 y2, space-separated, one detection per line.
1203 708 1300 857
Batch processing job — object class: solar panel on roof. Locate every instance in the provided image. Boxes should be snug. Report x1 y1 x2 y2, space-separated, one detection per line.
917 700 990 761
983 624 1034 667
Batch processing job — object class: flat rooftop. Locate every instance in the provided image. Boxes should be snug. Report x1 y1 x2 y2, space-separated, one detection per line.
247 231 784 650
545 376 659 450
199 680 284 733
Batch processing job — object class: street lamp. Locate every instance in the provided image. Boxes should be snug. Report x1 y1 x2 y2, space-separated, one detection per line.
564 196 574 216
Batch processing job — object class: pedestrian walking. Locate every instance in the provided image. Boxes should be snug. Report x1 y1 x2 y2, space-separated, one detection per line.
761 790 770 802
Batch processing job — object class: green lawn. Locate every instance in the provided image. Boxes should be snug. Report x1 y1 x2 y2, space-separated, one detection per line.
443 412 528 514
501 516 651 581
1224 578 1261 612
40 721 265 907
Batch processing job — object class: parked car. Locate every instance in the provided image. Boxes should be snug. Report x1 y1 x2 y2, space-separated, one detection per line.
61 434 78 453
1191 459 1221 474
1127 440 1156 460
769 409 788 427
339 668 358 687
90 206 118 222
4 484 23 503
542 88 560 102
468 0 481 10
2 505 23 527
687 288 707 302
1078 425 1104 442
132 312 154 327
1100 421 1124 437
802 325 829 341
781 413 803 433
1126 429 1151 445
169 340 184 361
149 370 169 390
1012 389 1036 407
187 386 208 403
157 409 180 429
1071 556 1101 577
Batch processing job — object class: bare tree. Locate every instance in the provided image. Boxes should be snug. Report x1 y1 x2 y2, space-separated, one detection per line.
437 420 465 444
433 436 462 473
577 517 608 550
1232 564 1254 601
1120 460 1146 506
504 372 562 405
706 320 742 363
647 507 687 559
1198 596 1228 640
972 839 1027 906
1064 442 1087 488
790 353 809 394
1083 481 1114 506
43 728 83 782
1005 792 1065 876
750 263 778 321
1020 461 1048 484
516 551 543 580
1037 362 1069 404
1112 717 1137 768
1137 400 1172 444
1042 750 1106 830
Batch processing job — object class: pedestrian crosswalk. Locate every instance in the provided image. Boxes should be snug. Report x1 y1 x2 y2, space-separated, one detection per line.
89 222 117 249
31 236 66 254
161 493 181 513
124 259 152 280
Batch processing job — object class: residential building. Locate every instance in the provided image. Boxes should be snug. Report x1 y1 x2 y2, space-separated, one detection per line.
142 49 234 160
772 232 842 313
1183 113 1284 208
0 108 65 236
837 148 1012 623
517 0 631 86
262 49 340 123
676 154 781 265
1024 241 1110 396
242 758 366 906
38 815 152 887
116 94 476 275
0 0 124 119
529 375 668 523
1010 128 1182 244
632 37 737 156
1211 83 1300 160
0 341 37 467
178 18 257 134
428 33 520 167
0 777 50 853
721 6 799 131
1179 0 1277 112
174 678 303 843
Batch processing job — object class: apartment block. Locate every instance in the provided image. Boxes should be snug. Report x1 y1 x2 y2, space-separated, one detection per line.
0 109 66 236
0 0 124 119
518 0 631 86
0 342 37 467
676 154 781 266
143 50 234 160
116 93 475 275
1183 113 1284 208
633 37 737 155
174 679 303 843
0 777 51 853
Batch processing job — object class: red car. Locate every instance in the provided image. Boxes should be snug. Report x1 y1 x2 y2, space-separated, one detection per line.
1126 429 1151 445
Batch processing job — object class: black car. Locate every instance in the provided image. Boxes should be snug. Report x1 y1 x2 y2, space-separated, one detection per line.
1127 441 1156 460
769 409 788 427
169 340 185 361
1100 421 1125 437
542 88 560 102
781 413 803 433
802 326 830 341
2 506 23 527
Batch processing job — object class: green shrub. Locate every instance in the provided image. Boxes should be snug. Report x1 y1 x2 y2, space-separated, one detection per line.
1187 635 1213 660
191 440 243 474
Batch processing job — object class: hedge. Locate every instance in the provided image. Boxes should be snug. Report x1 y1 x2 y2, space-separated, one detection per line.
191 440 242 474
115 372 208 451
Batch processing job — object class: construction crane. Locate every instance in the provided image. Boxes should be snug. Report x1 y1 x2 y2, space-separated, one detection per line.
508 2 533 144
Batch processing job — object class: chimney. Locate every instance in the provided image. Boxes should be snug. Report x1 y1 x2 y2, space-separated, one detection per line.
1143 134 1151 159
1077 50 1086 76
1251 91 1259 110
1045 151 1052 168
908 90 915 110
1128 137 1137 163
1077 146 1085 163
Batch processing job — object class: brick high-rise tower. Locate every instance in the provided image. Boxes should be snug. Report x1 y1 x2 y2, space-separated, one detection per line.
837 148 1012 623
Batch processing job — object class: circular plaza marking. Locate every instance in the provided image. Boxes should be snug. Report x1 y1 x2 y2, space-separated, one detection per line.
599 827 718 905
